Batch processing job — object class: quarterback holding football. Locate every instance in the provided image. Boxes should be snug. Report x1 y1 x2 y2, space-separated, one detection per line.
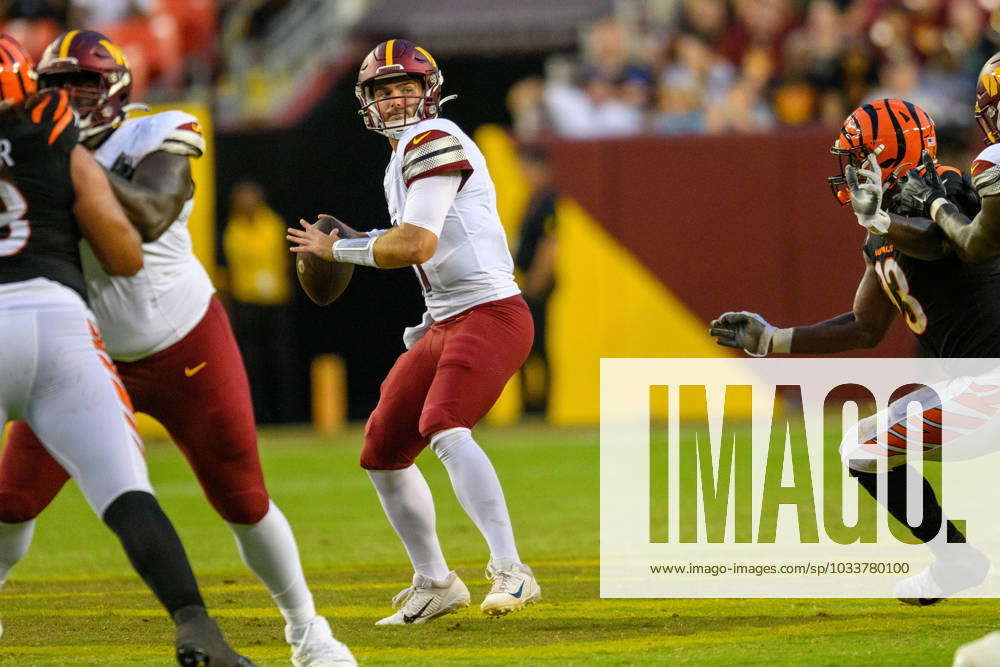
288 39 541 625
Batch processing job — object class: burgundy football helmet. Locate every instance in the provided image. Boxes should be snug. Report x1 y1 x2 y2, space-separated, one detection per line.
36 30 142 143
975 51 1000 146
355 39 455 139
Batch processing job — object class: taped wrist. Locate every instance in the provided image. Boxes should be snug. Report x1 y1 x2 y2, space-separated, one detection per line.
859 209 891 235
771 328 794 354
929 197 956 222
332 236 379 267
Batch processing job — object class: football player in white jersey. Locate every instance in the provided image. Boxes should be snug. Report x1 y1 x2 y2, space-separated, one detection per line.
0 30 354 667
894 51 1000 265
0 33 253 666
893 48 1000 667
288 39 541 625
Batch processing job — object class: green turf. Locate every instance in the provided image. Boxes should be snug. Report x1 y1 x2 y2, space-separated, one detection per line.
1 424 996 665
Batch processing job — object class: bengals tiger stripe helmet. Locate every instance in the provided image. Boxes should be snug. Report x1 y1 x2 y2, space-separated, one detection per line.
828 99 937 205
36 30 139 143
0 33 37 107
356 39 456 139
975 52 1000 146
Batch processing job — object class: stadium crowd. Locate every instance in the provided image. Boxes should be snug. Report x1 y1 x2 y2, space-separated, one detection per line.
507 0 1000 142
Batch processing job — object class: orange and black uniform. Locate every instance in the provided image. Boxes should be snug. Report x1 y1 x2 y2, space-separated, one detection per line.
865 167 1000 357
0 89 82 297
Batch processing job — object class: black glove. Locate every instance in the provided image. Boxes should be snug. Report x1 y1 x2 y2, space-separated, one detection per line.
893 150 947 217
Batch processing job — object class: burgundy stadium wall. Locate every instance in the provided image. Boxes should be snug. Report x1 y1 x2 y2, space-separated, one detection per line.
545 128 915 358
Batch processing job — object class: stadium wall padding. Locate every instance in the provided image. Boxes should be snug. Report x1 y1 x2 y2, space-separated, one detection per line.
479 127 915 425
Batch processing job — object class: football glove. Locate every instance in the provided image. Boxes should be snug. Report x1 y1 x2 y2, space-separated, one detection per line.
845 153 890 234
895 150 948 217
709 311 776 357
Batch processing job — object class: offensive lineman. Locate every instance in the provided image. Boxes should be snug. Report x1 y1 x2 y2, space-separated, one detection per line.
287 39 541 624
0 33 252 665
709 99 997 604
0 30 354 666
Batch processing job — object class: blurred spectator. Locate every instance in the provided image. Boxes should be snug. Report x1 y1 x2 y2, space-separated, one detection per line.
653 32 733 134
67 0 152 28
518 1 997 141
0 0 65 61
514 145 558 416
222 180 298 423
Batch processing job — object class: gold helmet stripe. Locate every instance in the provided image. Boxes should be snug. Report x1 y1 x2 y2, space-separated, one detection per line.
415 46 436 68
58 30 79 58
385 39 395 67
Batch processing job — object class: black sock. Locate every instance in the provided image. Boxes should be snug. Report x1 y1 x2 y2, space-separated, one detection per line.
102 491 205 616
850 465 965 543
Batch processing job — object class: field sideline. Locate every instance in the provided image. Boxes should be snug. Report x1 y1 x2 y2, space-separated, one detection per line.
1 424 997 665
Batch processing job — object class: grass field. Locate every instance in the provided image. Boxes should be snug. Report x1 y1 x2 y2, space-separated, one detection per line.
1 423 997 665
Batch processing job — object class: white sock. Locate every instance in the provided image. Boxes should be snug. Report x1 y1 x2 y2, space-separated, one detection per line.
431 428 521 564
228 501 317 629
368 466 450 580
0 520 35 587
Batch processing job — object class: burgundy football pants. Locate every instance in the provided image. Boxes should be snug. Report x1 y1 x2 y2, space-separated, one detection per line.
361 294 533 470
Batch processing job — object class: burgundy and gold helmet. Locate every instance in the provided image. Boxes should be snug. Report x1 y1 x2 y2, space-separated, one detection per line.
975 52 1000 146
355 39 455 139
0 33 37 107
36 30 138 142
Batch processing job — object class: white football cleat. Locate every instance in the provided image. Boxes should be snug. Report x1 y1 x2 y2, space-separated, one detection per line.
375 571 470 626
955 631 1000 666
896 546 991 606
480 558 541 617
286 615 355 667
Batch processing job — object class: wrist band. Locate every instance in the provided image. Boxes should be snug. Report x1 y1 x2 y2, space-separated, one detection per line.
332 236 379 267
771 328 793 354
929 197 951 222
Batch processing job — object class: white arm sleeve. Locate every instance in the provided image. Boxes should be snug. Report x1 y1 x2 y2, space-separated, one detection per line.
401 172 462 238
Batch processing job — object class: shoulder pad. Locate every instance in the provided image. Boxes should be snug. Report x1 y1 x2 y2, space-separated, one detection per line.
160 120 205 158
401 129 473 188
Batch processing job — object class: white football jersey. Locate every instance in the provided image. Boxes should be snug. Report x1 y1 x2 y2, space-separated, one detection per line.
82 110 213 361
384 118 520 322
971 142 1000 197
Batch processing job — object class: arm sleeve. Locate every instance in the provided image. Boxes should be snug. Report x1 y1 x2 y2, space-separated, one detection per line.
401 172 462 238
367 228 390 238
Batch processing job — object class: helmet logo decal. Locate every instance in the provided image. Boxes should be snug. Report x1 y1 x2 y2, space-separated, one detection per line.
981 68 1000 97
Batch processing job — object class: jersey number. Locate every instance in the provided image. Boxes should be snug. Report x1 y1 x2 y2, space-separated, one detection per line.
873 257 927 334
0 180 29 256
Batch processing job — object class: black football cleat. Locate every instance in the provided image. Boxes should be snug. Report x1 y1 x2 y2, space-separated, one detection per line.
174 605 257 666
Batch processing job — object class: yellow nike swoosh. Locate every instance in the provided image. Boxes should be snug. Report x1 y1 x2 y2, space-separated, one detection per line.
412 131 432 145
184 362 207 377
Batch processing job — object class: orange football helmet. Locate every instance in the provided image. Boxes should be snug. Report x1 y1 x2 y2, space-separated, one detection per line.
828 99 937 205
0 33 37 107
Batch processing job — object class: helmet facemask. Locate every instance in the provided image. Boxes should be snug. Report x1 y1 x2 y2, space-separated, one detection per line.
354 40 457 140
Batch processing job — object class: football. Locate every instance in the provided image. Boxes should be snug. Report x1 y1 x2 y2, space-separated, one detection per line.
296 214 358 306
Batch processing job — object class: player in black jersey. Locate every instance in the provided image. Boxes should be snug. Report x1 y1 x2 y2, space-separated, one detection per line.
709 99 994 605
0 34 254 666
